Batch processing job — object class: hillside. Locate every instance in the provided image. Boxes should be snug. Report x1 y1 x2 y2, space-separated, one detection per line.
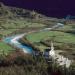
0 3 61 55
0 2 61 36
0 2 75 75
0 2 59 20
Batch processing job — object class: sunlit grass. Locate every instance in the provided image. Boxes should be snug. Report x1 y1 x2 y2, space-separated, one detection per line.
0 41 14 55
26 31 75 44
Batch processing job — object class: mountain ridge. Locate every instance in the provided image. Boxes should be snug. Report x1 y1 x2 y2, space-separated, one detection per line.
1 0 75 18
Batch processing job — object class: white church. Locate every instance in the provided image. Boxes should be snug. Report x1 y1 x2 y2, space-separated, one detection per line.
43 41 55 59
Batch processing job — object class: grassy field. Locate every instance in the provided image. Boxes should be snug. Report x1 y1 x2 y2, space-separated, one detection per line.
25 28 75 61
1 19 45 28
0 29 16 35
0 7 58 55
0 41 14 55
0 18 49 54
56 24 75 32
26 31 75 44
0 19 46 36
25 30 75 52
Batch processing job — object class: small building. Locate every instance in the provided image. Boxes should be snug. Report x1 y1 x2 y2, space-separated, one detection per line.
43 41 55 60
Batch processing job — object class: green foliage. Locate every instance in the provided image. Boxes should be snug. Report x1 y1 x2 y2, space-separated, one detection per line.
0 42 14 55
26 31 75 44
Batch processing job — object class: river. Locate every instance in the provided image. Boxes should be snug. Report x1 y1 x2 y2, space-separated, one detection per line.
3 23 73 68
3 23 63 53
3 34 33 53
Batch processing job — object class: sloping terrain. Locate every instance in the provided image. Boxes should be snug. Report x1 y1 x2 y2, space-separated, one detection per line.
0 3 60 55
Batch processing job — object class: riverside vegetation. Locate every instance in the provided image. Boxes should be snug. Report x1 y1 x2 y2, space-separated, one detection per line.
0 2 75 75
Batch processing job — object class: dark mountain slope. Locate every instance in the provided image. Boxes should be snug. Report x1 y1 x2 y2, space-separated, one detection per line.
1 0 75 18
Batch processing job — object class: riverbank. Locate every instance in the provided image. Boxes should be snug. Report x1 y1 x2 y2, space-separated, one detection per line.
3 22 73 68
3 33 33 54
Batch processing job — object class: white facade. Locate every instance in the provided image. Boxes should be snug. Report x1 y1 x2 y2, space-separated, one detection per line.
49 41 55 57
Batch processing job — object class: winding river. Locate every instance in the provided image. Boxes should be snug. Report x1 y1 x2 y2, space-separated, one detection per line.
3 34 33 53
3 23 72 68
3 23 64 53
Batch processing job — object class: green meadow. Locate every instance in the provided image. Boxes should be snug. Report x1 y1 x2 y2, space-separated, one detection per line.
0 19 46 36
0 41 14 55
26 31 75 44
